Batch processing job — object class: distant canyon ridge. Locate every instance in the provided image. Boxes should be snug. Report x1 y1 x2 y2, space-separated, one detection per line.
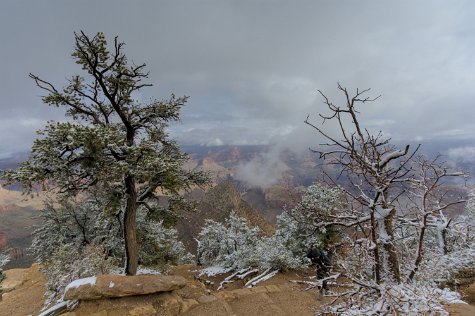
0 143 472 268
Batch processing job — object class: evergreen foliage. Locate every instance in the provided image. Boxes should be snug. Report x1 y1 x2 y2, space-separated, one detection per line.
0 251 9 282
2 32 208 275
281 183 344 252
197 212 260 269
196 185 343 273
31 195 191 300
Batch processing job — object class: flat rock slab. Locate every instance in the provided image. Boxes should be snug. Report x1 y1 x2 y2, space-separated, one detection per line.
0 267 28 293
64 274 186 301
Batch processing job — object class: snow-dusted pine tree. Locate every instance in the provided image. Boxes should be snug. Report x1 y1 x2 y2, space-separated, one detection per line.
2 32 208 275
278 183 344 253
32 194 191 300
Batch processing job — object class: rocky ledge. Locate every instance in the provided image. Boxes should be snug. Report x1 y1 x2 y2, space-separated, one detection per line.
63 274 187 301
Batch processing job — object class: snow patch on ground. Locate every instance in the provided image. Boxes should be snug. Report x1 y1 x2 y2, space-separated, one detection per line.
436 288 466 304
137 267 162 275
64 276 96 292
198 266 232 277
109 281 115 288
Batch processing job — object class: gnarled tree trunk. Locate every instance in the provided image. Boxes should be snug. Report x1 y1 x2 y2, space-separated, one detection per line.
383 208 401 283
124 175 138 275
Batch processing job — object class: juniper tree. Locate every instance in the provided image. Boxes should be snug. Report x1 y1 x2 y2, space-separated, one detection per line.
304 84 466 284
2 32 208 275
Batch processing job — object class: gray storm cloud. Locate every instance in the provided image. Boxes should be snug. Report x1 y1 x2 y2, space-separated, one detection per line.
1 1 475 157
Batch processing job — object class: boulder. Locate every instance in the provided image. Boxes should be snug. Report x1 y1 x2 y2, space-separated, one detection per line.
463 283 475 304
64 274 186 301
0 267 28 293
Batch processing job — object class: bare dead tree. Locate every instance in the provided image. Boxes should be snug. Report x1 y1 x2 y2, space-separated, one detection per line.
301 84 472 314
404 156 467 281
305 84 416 283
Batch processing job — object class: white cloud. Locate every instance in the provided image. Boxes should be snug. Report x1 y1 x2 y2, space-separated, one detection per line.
447 146 475 162
235 148 289 189
205 138 224 147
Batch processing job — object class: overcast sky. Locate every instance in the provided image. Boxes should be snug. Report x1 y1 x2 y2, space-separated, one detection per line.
1 0 475 159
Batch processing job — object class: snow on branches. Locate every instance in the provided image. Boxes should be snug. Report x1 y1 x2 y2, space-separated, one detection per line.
303 84 471 314
196 209 320 275
0 250 9 282
2 32 209 275
31 194 191 303
196 185 345 286
0 252 9 269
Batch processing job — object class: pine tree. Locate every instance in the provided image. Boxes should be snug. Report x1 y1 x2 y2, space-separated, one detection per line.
2 32 208 275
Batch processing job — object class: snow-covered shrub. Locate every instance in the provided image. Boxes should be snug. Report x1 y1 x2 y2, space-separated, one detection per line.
42 243 117 296
31 197 123 264
0 251 9 269
460 189 475 246
137 214 193 267
197 212 260 269
33 194 192 302
31 197 122 302
283 183 344 252
197 185 346 273
197 209 322 272
0 250 10 282
393 189 475 286
249 184 345 271
466 189 475 221
251 234 308 270
33 195 191 266
321 282 464 315
413 212 475 285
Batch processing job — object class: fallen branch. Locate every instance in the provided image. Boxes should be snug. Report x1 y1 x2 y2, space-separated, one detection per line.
217 267 253 290
245 268 279 288
237 268 259 279
290 273 340 291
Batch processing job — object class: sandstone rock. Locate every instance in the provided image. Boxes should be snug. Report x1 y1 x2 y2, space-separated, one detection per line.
445 302 475 316
463 283 475 304
64 274 186 300
156 292 182 315
180 298 199 313
0 267 27 293
129 304 157 316
197 294 217 303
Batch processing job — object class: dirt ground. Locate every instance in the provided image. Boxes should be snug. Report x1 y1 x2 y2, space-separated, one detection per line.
0 264 46 316
1 264 475 316
173 265 325 316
